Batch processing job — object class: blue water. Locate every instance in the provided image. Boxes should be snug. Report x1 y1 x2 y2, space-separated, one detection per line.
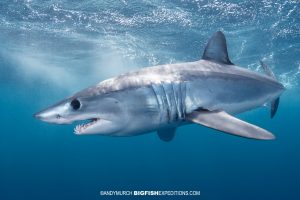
0 0 299 199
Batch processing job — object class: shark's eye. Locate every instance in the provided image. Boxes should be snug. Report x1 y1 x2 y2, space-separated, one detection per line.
71 99 81 110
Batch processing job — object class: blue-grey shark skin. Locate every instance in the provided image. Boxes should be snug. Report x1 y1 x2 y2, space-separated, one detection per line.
34 31 285 140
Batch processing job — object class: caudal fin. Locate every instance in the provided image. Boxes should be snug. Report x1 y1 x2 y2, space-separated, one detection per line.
271 98 280 118
260 60 280 118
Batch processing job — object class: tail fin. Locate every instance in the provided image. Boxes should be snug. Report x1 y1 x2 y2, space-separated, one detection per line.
271 98 279 118
260 61 280 118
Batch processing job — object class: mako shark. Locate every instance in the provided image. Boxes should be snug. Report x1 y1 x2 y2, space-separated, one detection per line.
34 31 285 141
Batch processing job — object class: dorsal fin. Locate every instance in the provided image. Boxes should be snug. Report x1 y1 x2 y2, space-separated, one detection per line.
260 60 276 79
202 31 234 65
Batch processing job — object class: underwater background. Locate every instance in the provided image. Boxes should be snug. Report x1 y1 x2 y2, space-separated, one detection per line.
0 0 299 199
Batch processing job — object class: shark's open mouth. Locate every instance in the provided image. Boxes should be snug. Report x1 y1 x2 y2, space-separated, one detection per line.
74 118 100 134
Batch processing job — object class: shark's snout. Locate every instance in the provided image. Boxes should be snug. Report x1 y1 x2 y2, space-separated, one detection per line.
34 108 70 124
34 112 46 121
34 110 48 120
34 110 56 122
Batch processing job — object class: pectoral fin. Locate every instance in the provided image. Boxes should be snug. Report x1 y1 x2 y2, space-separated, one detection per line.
186 110 275 140
157 127 176 142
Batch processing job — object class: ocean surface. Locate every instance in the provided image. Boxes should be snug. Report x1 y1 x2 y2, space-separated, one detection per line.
0 0 299 199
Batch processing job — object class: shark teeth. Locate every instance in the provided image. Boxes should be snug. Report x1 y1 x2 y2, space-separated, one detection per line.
74 118 100 134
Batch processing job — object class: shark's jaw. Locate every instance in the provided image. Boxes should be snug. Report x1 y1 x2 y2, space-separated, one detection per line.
74 118 101 134
73 117 121 135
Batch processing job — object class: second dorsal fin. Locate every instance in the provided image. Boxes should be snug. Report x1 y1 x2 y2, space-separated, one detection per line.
202 31 234 65
260 60 276 80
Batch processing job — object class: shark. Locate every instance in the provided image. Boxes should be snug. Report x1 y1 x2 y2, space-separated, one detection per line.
34 31 285 141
